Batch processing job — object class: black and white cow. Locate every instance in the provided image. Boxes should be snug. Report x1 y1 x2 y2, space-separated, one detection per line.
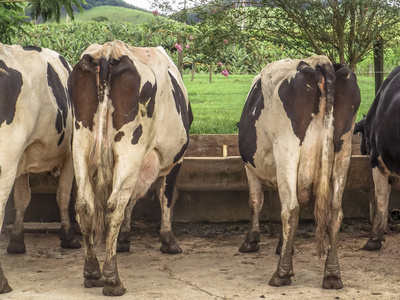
68 40 192 296
238 56 360 288
0 44 80 293
353 66 400 251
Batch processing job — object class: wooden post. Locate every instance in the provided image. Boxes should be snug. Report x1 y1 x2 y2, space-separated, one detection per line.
191 62 195 81
177 34 183 78
374 38 383 95
209 63 213 83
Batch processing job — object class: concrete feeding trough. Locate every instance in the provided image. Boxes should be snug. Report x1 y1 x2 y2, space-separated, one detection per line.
4 134 400 225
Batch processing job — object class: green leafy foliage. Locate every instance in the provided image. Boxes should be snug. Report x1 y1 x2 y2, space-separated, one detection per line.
91 15 108 22
0 0 85 43
156 0 400 70
27 0 85 22
9 19 304 69
0 3 30 44
256 0 400 70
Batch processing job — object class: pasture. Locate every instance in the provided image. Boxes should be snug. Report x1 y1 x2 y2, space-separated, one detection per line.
185 74 375 134
61 5 166 24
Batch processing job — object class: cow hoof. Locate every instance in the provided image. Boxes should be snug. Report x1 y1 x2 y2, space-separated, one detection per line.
102 283 126 296
322 276 343 289
7 233 26 254
268 271 292 287
7 242 26 254
60 238 81 249
117 231 131 253
0 276 12 294
160 242 182 254
60 228 81 249
84 278 104 288
362 239 382 251
239 241 259 253
116 241 130 253
84 257 102 287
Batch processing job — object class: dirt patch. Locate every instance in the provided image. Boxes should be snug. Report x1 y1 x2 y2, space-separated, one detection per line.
1 220 400 299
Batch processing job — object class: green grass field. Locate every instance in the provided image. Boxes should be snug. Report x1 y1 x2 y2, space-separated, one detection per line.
64 6 162 24
183 74 375 134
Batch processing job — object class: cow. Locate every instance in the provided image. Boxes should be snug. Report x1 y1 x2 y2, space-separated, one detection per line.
68 40 193 296
237 56 360 289
353 66 400 251
0 44 81 293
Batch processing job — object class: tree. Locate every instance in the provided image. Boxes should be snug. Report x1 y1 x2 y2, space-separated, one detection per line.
155 0 400 70
0 0 85 44
153 0 245 81
0 2 29 43
254 0 400 70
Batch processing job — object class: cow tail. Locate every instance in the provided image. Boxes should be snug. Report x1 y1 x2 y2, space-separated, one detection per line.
315 63 335 257
90 66 113 245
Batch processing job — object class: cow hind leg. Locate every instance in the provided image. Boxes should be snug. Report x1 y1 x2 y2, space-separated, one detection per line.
0 183 13 292
57 154 81 249
75 179 103 289
101 187 136 296
275 229 294 255
363 166 390 251
268 151 299 287
116 198 138 253
0 261 11 294
7 174 31 254
157 163 183 254
116 150 163 253
269 203 299 287
101 153 163 296
322 142 356 289
239 166 263 253
323 208 343 289
323 174 344 288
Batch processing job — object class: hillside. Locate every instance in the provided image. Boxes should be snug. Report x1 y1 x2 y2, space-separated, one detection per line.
66 5 164 24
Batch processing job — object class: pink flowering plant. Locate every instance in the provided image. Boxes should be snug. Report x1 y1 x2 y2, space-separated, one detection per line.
220 69 229 77
174 43 183 52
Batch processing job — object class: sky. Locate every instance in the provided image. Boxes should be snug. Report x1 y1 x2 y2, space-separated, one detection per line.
125 0 153 11
125 0 181 13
